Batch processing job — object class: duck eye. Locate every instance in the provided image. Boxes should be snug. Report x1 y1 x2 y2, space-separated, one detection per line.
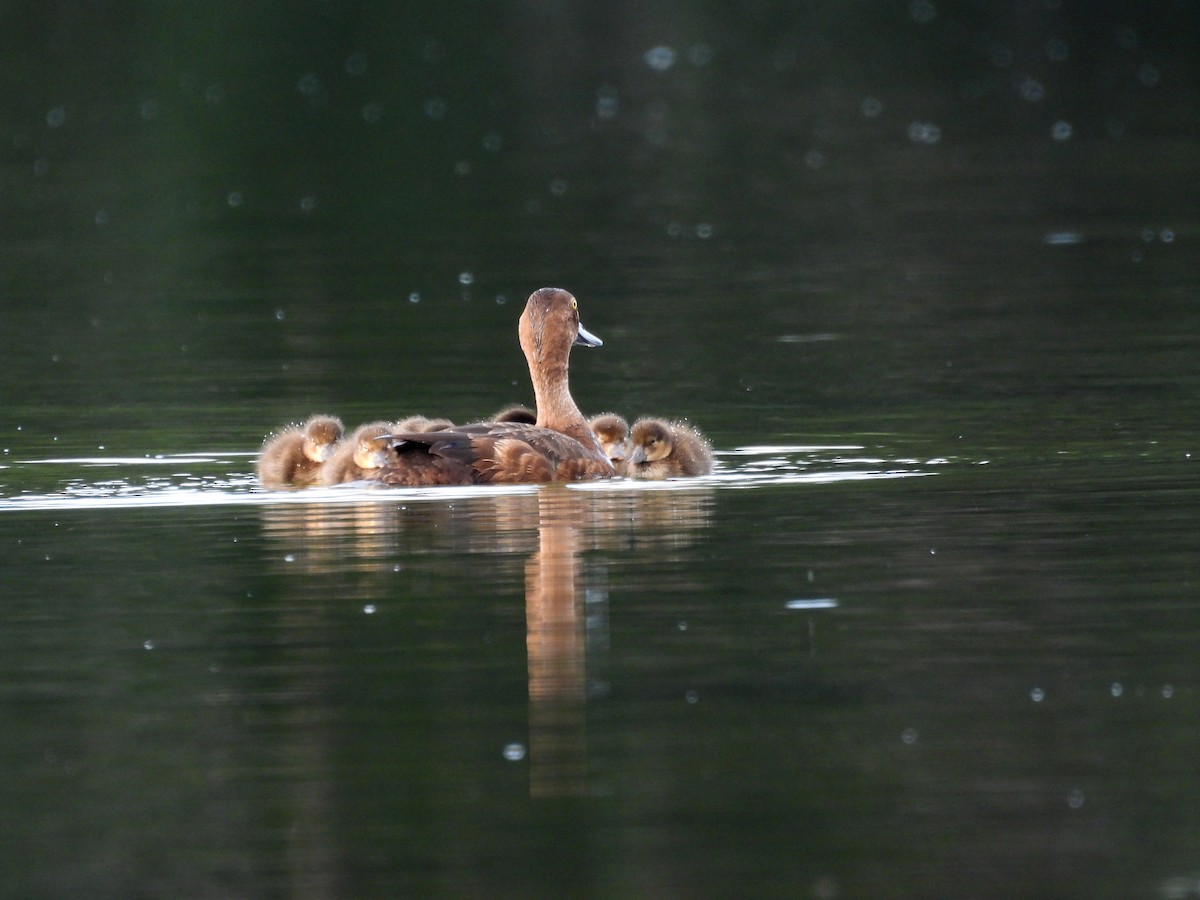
570 298 578 310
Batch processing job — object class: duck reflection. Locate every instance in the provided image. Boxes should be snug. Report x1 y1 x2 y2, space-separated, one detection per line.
258 484 712 796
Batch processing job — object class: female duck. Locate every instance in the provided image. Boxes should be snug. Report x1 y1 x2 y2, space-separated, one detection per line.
375 288 615 485
257 414 344 488
625 417 714 479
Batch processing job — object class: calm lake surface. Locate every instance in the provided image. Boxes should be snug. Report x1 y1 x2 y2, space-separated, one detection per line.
2 3 1199 897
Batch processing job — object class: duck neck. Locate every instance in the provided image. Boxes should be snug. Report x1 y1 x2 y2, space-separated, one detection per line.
530 359 599 450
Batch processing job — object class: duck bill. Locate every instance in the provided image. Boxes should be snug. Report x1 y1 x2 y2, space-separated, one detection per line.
574 323 603 348
628 446 646 465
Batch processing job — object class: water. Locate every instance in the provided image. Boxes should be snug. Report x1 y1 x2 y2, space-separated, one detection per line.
3 3 1200 897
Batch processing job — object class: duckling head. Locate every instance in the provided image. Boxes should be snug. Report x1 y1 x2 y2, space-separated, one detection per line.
302 415 344 463
350 423 395 470
629 419 674 465
590 413 631 462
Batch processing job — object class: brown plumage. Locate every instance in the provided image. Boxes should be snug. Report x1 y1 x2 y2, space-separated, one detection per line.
257 414 344 488
393 415 456 432
492 404 537 424
375 288 616 485
589 413 632 474
626 417 714 479
319 421 402 485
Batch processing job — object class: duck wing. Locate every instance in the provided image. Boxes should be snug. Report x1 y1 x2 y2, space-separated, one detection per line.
384 423 612 484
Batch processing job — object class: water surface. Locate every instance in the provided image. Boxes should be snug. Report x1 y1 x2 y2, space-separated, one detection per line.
2 2 1199 897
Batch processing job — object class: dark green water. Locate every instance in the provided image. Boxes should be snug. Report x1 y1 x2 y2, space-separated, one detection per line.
2 3 1199 897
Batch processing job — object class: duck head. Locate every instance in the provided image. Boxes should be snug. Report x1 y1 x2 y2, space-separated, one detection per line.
519 287 601 368
302 415 344 463
629 419 674 465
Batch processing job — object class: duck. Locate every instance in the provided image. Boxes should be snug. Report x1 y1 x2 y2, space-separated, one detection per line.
393 415 457 432
257 414 344 488
318 421 399 485
625 417 714 479
492 404 537 424
373 288 616 485
588 413 632 473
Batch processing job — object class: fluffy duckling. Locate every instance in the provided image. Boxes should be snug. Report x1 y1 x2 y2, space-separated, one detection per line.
589 413 632 473
257 414 344 489
393 415 456 432
319 421 397 485
492 404 537 424
625 417 713 479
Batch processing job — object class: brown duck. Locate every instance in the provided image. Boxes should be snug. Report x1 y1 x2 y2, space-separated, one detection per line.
625 417 714 479
257 414 344 488
319 421 401 485
589 413 632 473
374 288 616 485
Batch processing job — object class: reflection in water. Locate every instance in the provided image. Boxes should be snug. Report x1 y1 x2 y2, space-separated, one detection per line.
259 484 713 797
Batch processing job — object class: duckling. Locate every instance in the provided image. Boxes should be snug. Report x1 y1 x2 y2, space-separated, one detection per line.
492 404 537 424
589 413 632 474
626 417 713 479
257 414 344 488
319 421 397 485
393 415 457 432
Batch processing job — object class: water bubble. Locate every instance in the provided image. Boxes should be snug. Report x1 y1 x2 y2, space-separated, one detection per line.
408 292 421 304
274 309 286 321
645 45 677 71
1019 78 1045 102
482 131 503 152
297 73 322 97
503 742 526 761
494 294 507 305
667 221 685 237
1162 684 1174 699
423 98 447 119
458 271 474 286
1051 120 1072 141
688 43 713 67
454 160 471 175
1067 789 1084 809
549 178 568 196
140 99 159 120
299 195 317 213
1045 38 1069 62
596 85 619 119
695 223 714 239
94 210 109 226
684 689 699 704
861 96 883 117
1137 64 1160 87
33 157 49 176
1110 682 1123 698
362 102 384 124
1030 687 1045 702
344 52 368 76
283 553 296 563
909 0 937 24
901 727 918 744
1141 227 1157 243
227 190 244 207
804 149 826 170
46 106 66 127
907 121 941 144
363 604 376 615
1160 228 1175 243
677 620 688 631
143 640 155 651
